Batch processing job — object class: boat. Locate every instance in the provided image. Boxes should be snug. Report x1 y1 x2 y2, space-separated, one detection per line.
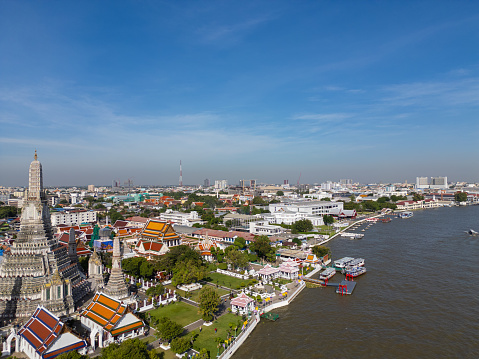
319 267 336 280
333 257 354 268
467 229 478 235
398 211 413 219
345 258 365 267
341 232 364 239
344 266 367 277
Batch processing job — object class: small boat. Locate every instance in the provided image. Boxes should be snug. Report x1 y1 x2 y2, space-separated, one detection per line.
319 267 336 280
467 229 478 235
398 211 413 219
344 266 367 277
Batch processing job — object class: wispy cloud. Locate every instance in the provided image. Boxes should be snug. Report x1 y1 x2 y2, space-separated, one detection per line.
197 16 271 44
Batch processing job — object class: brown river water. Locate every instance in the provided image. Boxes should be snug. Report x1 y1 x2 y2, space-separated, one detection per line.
233 205 479 359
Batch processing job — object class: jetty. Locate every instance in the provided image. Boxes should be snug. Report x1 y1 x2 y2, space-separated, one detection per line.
334 280 357 295
260 312 279 321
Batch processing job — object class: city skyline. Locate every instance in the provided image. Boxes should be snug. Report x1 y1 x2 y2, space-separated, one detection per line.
1 1 479 186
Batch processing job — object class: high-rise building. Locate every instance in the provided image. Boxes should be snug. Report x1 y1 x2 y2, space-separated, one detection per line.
0 152 89 324
88 184 95 192
416 177 429 189
214 180 228 190
430 176 448 189
204 178 210 187
250 179 256 190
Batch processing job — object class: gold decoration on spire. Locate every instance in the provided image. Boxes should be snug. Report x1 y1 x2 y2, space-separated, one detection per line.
34 149 37 161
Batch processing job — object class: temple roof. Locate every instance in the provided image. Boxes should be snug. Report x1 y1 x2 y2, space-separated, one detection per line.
19 306 86 359
81 292 143 334
231 292 254 307
140 219 180 242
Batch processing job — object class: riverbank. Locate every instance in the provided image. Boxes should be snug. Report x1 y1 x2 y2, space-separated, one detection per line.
233 205 479 358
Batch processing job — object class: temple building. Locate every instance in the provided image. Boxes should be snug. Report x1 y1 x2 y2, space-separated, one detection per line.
80 292 144 349
134 219 181 260
0 152 89 325
5 305 87 359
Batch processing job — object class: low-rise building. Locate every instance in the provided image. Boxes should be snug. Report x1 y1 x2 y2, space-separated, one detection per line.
51 210 97 227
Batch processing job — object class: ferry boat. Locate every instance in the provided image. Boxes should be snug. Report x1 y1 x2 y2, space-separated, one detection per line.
398 211 413 219
344 266 367 277
333 257 354 268
319 267 336 280
341 232 364 239
345 258 365 267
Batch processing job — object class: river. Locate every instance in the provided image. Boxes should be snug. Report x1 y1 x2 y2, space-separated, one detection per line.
233 205 479 358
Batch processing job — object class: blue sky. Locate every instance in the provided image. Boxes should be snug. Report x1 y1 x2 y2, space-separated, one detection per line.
1 1 478 187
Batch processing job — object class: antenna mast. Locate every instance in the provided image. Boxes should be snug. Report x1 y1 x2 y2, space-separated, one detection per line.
179 160 183 187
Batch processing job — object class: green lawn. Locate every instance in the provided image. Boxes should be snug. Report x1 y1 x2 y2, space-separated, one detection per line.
189 313 245 357
148 301 202 327
205 272 254 290
164 284 229 303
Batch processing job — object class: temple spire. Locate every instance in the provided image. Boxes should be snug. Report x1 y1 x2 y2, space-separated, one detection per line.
28 150 43 201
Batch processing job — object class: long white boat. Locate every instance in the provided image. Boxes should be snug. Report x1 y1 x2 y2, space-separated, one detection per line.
344 266 367 277
341 232 364 239
345 258 365 268
319 267 336 280
334 257 354 268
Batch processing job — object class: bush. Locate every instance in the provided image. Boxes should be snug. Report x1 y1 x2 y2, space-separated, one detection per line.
170 336 192 354
218 263 227 270
208 263 217 271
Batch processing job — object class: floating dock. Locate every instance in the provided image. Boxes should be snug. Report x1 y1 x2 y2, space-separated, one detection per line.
334 280 357 295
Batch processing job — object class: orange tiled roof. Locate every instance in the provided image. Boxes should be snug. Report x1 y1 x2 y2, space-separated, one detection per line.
81 292 129 332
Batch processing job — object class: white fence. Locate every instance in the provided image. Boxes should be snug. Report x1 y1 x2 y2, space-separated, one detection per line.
216 268 249 280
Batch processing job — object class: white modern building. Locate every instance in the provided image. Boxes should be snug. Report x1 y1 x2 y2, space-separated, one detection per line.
51 209 97 226
159 209 203 227
214 180 228 190
262 211 325 226
269 200 343 216
249 220 287 235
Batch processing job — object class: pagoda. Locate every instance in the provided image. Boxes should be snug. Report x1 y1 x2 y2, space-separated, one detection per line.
103 235 129 300
0 151 89 324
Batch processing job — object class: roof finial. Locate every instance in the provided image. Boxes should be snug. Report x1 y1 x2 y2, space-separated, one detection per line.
34 149 37 161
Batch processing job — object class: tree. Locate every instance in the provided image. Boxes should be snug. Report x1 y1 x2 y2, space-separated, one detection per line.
158 245 203 273
100 338 152 359
225 247 249 270
323 215 335 225
172 259 208 286
252 196 266 205
154 317 183 342
312 245 331 258
249 235 275 262
197 348 210 359
146 284 165 297
291 219 313 233
292 238 302 246
0 206 18 219
276 190 284 196
411 192 425 201
198 286 220 321
170 337 192 354
454 192 468 202
233 237 246 250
